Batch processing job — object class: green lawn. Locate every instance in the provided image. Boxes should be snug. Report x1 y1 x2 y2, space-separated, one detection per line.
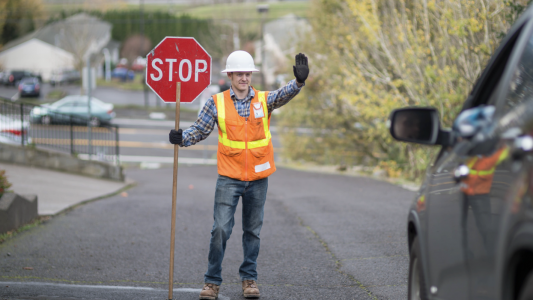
182 1 309 20
97 73 145 91
43 1 309 20
181 1 310 44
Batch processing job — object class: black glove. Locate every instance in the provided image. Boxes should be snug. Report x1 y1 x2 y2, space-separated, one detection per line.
169 129 182 145
293 53 309 84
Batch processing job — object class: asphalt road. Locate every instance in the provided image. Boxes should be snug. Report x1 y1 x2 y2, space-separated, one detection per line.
25 117 284 166
0 165 415 300
1 83 414 299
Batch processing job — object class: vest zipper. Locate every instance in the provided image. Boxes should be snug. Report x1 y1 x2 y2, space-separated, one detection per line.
245 118 248 181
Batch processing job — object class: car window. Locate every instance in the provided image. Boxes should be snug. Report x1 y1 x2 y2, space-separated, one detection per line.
21 78 37 84
51 98 72 108
91 98 106 107
58 102 75 108
498 32 533 114
462 24 525 110
78 97 106 107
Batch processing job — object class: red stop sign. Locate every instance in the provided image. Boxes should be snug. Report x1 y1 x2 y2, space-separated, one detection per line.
146 37 211 103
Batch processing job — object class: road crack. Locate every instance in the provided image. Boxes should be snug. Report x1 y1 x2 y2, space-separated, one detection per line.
298 217 379 300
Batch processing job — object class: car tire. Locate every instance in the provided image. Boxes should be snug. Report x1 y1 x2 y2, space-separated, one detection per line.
408 237 429 300
41 115 51 125
519 271 533 300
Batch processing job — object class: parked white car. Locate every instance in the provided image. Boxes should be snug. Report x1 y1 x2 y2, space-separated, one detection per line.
0 114 30 144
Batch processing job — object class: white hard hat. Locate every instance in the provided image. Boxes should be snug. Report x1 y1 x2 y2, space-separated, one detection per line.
221 50 260 73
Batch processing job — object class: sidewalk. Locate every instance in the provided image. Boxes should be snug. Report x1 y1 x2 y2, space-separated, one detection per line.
0 163 133 216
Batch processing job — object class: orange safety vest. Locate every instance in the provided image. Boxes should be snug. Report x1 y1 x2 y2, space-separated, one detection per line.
460 147 509 195
213 88 276 181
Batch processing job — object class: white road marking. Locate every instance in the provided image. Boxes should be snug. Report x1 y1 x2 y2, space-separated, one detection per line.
10 92 19 101
111 118 194 128
77 154 216 165
110 118 314 134
119 155 216 165
0 282 231 299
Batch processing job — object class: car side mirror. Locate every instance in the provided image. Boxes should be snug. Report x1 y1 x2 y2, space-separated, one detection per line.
389 107 452 146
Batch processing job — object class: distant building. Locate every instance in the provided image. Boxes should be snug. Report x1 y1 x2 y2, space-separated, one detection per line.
0 13 119 82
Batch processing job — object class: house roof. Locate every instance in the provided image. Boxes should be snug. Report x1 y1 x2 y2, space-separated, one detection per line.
1 13 112 53
264 14 311 51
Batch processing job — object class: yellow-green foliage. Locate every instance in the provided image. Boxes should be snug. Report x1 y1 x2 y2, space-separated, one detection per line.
279 0 528 180
0 169 12 197
0 0 45 47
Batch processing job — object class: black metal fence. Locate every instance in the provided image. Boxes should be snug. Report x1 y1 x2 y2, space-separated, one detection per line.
0 97 119 165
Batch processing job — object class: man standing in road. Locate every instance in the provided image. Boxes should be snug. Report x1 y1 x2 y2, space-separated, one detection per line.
168 50 309 299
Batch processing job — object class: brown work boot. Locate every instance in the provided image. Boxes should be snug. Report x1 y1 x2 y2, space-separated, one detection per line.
199 283 219 300
242 280 260 298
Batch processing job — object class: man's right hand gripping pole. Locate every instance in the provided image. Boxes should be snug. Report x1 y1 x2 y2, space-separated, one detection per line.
169 129 182 145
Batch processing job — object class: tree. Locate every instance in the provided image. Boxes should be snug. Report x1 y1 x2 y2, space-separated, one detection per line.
279 0 526 179
0 0 44 46
120 34 151 66
53 14 111 74
96 10 214 57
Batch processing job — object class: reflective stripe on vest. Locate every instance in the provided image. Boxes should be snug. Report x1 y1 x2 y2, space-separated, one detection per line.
466 148 509 176
215 91 271 149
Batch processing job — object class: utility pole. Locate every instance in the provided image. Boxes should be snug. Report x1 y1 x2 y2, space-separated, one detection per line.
232 22 240 51
140 0 149 108
103 48 111 81
257 4 269 90
86 54 93 161
140 0 144 58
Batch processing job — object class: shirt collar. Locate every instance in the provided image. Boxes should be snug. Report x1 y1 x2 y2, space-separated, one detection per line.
229 86 255 102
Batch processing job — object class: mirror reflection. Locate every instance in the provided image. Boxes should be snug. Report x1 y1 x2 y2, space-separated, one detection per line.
393 110 434 142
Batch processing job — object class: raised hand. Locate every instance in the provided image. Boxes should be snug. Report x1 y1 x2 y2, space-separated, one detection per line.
293 53 309 84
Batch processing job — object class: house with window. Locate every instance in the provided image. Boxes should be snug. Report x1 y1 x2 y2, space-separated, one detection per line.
0 13 119 82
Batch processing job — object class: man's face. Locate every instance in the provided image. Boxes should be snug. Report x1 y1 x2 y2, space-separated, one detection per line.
228 72 252 93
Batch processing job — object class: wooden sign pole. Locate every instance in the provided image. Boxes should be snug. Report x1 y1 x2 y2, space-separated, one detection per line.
168 82 181 300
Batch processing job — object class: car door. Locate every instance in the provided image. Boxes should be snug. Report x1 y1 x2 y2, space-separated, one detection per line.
423 14 532 300
464 15 533 300
54 101 77 122
73 100 90 119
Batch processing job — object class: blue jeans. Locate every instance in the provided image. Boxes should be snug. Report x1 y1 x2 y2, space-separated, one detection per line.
204 175 268 285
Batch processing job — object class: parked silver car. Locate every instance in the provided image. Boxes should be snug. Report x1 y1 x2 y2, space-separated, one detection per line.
0 114 29 144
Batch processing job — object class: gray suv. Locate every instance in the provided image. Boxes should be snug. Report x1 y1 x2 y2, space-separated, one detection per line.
390 5 533 300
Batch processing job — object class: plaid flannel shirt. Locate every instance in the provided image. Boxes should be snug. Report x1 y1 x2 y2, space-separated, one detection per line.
180 79 303 147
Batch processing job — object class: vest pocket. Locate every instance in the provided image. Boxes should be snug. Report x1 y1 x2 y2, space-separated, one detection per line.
249 146 269 159
220 144 243 157
248 120 266 141
225 120 244 141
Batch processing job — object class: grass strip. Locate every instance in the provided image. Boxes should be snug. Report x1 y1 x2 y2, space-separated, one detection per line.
0 216 51 244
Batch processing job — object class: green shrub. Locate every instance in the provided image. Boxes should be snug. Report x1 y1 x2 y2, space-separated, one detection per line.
0 169 12 198
279 0 527 181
